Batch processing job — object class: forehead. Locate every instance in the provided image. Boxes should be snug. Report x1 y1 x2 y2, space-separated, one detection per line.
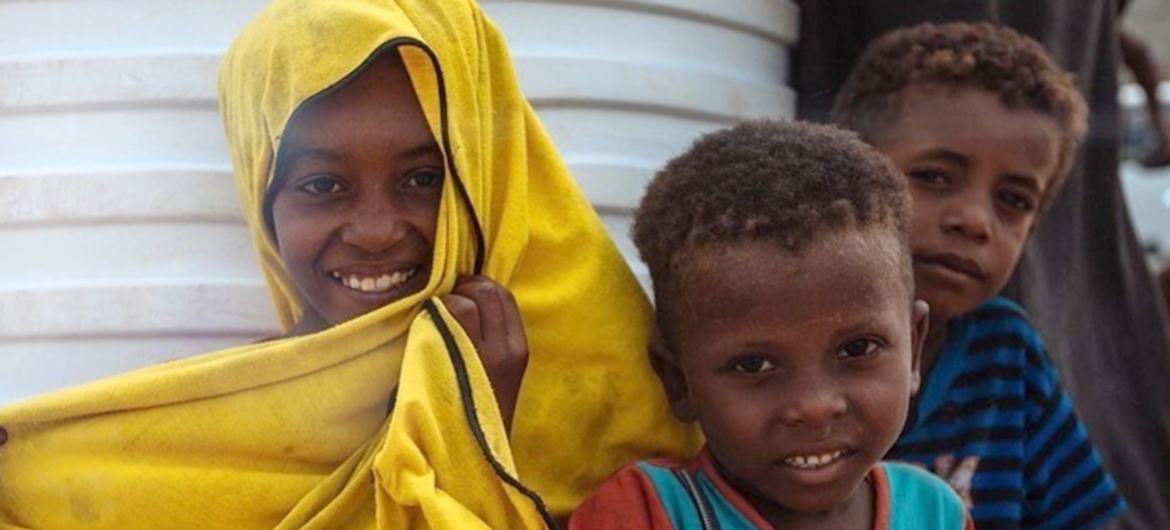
878 85 1062 186
281 53 432 152
671 229 909 345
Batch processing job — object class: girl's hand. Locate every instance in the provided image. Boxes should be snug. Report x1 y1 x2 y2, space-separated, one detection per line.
439 275 529 432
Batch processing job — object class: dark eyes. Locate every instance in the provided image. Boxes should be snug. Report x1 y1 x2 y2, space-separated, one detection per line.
839 338 881 359
732 356 776 374
729 340 881 374
406 169 443 188
908 169 949 187
910 169 1037 213
996 189 1035 212
296 175 346 196
294 169 442 197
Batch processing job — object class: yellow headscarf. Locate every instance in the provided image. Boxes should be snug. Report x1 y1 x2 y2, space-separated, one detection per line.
0 1 701 528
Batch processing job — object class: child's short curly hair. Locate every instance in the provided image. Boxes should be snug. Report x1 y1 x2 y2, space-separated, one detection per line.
831 22 1087 206
632 119 910 344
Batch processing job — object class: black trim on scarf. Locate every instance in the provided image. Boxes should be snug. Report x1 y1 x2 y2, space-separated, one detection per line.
264 38 487 274
413 42 487 275
424 300 557 528
263 36 536 522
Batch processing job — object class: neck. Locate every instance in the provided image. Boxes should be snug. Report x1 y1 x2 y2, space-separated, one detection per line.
921 318 950 375
283 311 331 338
757 479 875 530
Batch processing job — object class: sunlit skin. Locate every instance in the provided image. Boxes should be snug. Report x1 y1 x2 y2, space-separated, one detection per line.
270 52 443 335
654 230 928 530
872 85 1062 362
268 52 527 428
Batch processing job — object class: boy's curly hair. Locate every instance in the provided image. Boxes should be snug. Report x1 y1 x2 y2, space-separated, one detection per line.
632 119 910 344
831 22 1087 206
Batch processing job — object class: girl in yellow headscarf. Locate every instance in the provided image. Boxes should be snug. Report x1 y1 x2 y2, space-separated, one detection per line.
0 1 700 528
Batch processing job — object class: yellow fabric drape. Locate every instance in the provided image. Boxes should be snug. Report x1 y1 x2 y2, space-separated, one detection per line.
0 1 701 528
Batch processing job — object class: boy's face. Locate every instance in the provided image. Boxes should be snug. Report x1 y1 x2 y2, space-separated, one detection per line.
873 85 1062 322
658 230 927 526
270 54 443 331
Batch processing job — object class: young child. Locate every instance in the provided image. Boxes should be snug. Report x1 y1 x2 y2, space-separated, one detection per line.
570 120 973 529
832 22 1125 529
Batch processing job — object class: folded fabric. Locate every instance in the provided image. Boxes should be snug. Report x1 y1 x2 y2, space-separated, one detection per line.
0 1 701 527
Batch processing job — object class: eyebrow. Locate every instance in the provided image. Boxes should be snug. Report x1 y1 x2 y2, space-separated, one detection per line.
275 145 341 177
275 141 442 177
1001 173 1043 194
399 142 443 162
917 148 970 168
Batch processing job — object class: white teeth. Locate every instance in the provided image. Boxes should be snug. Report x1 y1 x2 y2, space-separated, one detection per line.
784 450 846 469
332 268 417 294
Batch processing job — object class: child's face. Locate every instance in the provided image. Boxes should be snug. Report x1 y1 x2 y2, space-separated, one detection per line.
270 55 444 331
873 85 1062 322
661 230 926 526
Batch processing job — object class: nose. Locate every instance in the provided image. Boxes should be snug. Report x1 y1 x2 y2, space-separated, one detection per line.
941 194 992 244
339 194 408 253
779 376 848 428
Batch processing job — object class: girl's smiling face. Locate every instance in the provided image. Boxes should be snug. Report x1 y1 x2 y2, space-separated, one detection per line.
270 52 444 333
660 229 926 528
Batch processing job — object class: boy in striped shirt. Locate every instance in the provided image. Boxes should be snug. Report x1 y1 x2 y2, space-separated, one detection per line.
833 22 1124 529
571 120 972 529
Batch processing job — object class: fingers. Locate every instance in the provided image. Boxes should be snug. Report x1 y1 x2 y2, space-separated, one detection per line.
438 276 529 432
453 276 529 358
438 292 483 349
499 286 528 359
452 276 512 362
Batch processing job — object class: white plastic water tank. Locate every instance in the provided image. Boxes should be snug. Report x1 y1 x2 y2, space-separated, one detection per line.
0 0 275 403
0 0 796 403
481 0 798 285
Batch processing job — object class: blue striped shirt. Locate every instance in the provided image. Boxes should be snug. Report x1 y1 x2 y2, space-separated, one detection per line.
889 297 1124 529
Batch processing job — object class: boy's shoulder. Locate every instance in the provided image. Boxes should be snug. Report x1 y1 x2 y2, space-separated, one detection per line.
570 456 714 530
571 453 772 530
951 296 1048 358
879 462 972 530
568 460 677 529
965 296 1032 327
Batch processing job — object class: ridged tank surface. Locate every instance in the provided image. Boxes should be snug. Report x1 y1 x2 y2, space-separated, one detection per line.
0 0 796 403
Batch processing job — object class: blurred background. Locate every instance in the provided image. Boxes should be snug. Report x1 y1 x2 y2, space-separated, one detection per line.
1119 0 1170 263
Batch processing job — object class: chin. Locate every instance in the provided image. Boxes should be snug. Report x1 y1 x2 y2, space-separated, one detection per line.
330 300 403 325
752 472 865 514
786 494 848 514
921 292 975 323
772 485 861 517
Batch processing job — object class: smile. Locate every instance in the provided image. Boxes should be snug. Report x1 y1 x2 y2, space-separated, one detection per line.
330 267 419 294
782 449 849 470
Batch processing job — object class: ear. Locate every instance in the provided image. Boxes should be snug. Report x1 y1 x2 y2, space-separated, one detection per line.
909 299 930 397
649 325 696 422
